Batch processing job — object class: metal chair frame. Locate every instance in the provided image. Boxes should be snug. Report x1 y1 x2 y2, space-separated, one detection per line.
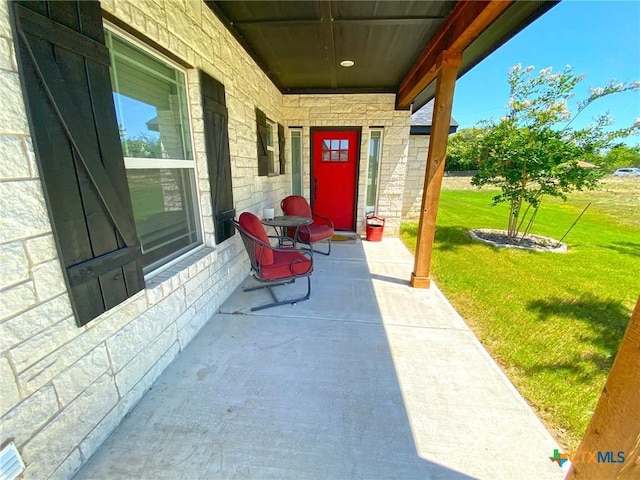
232 218 313 311
281 196 334 256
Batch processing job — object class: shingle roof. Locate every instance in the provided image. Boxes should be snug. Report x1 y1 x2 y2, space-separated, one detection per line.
410 100 458 135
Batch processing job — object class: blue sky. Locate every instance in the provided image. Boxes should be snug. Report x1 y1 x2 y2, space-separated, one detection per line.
452 0 640 146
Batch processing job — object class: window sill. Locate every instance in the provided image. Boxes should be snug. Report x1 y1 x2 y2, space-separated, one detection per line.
267 172 280 177
145 246 217 306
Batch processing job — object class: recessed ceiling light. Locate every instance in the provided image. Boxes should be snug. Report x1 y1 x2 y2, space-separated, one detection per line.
340 60 355 68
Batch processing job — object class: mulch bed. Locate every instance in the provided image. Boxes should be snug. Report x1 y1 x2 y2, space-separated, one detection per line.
469 228 568 253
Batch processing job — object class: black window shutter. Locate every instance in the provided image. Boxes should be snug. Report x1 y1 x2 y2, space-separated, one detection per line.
200 71 235 244
278 123 286 174
256 108 269 176
12 1 144 326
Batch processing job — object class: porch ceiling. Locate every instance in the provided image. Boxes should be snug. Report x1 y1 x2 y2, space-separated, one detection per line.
205 0 557 110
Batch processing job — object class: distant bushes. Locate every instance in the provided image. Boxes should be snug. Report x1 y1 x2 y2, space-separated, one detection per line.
598 144 640 172
445 127 485 171
445 130 640 173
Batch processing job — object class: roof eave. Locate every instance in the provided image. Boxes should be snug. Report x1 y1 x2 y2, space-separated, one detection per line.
410 125 459 136
410 0 559 112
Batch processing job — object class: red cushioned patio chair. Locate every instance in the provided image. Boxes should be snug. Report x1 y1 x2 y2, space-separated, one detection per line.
232 212 313 311
281 195 334 255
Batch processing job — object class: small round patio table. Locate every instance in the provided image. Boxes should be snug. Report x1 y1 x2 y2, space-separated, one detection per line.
262 215 312 244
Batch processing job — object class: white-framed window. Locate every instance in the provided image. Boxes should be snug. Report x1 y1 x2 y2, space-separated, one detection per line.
266 119 277 174
105 27 202 272
365 129 383 216
290 128 303 195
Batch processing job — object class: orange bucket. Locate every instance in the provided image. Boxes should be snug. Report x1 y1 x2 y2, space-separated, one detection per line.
365 216 385 241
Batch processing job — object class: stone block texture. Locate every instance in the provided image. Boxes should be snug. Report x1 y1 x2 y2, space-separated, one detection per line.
0 1 277 478
282 94 411 236
0 0 412 478
403 135 431 219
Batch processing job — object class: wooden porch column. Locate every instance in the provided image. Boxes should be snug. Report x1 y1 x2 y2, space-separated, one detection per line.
410 53 461 288
566 295 640 479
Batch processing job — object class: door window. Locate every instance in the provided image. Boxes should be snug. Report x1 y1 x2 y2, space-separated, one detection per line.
322 139 350 162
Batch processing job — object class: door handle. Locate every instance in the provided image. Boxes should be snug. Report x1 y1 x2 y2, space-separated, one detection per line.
313 178 318 200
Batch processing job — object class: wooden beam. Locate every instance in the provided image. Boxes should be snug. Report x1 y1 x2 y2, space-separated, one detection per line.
566 295 640 479
396 0 513 108
410 52 460 288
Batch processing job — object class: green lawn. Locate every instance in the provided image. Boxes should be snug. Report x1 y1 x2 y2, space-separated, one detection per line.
400 182 640 451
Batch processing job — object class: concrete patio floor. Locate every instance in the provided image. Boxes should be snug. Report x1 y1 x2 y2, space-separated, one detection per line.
75 238 567 480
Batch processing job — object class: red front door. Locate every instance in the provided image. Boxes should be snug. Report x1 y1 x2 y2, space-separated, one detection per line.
311 129 360 230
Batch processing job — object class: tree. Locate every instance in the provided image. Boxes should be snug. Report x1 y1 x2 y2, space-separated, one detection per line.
468 65 640 241
121 132 163 158
599 144 640 172
445 127 486 171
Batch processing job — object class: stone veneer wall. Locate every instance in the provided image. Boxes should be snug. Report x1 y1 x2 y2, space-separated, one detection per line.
402 135 431 219
0 0 287 478
0 1 414 478
282 94 411 236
